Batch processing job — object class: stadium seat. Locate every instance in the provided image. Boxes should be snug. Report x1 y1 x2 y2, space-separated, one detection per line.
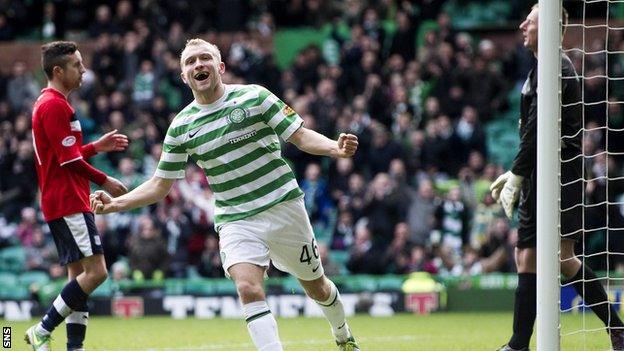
37 280 65 305
186 265 201 279
91 278 112 297
329 250 350 275
282 276 305 294
213 278 238 295
0 272 30 300
0 246 26 272
341 275 378 293
376 275 406 291
0 271 18 286
165 278 186 295
0 283 29 299
185 279 216 296
18 271 50 287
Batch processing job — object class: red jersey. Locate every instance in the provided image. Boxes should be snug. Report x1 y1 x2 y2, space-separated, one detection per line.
32 88 92 221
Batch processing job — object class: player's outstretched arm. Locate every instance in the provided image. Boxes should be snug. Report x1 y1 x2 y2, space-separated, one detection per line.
93 129 129 153
287 127 358 158
90 176 174 214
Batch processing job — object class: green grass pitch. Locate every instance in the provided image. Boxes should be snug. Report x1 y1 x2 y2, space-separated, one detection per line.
3 312 613 350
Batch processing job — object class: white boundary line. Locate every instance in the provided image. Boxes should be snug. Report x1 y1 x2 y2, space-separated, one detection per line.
144 335 422 351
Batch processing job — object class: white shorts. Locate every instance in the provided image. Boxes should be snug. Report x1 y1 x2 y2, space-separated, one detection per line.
218 197 324 281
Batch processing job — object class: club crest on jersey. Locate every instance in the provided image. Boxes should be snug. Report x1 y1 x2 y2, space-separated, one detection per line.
61 136 76 147
228 107 248 124
282 105 295 117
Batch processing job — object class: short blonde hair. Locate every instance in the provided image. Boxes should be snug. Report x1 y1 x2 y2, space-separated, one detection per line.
180 38 222 65
531 3 569 36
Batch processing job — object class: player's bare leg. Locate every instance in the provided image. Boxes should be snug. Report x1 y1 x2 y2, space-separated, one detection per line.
300 275 361 351
229 263 283 351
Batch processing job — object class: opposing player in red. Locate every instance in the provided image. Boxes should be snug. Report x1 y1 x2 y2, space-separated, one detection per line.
25 41 128 351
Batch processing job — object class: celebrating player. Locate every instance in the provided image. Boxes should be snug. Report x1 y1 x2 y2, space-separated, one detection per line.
491 5 624 350
90 38 361 351
25 41 128 351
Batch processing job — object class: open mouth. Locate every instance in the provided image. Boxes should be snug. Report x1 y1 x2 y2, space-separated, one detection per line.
194 72 209 81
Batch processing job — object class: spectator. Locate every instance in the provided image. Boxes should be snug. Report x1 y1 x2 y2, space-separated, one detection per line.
433 246 462 277
0 140 37 221
407 244 437 273
328 157 355 202
0 13 14 41
16 207 39 247
470 192 503 249
197 235 223 278
111 260 130 282
389 10 416 62
367 124 404 175
128 215 168 281
382 222 414 274
162 205 192 278
363 173 405 247
476 218 514 273
318 243 341 276
331 210 354 250
407 179 438 245
132 60 156 109
310 78 342 136
95 216 124 270
434 186 470 254
346 225 384 274
301 163 334 231
114 0 134 33
88 4 119 38
466 55 507 122
7 61 39 112
25 227 58 271
455 106 487 162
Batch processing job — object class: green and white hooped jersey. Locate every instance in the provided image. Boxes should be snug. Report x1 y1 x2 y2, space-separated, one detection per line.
156 84 304 229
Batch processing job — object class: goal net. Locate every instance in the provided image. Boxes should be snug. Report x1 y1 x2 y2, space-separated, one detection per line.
558 0 624 349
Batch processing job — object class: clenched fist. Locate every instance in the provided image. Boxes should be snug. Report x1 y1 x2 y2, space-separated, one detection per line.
336 133 358 158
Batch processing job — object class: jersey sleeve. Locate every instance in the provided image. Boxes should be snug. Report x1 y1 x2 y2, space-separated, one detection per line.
257 86 303 141
40 101 83 166
511 101 537 177
560 58 583 159
155 128 189 179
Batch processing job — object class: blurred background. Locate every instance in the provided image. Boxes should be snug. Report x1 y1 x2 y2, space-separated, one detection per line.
0 0 623 323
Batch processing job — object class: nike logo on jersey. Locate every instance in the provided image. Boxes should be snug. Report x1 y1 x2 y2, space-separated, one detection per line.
189 127 202 138
312 264 321 273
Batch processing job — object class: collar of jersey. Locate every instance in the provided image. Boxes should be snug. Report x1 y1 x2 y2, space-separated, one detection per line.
42 87 68 101
193 84 231 110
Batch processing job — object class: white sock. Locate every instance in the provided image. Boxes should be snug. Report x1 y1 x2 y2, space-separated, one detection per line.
315 280 351 342
243 301 283 351
35 323 50 336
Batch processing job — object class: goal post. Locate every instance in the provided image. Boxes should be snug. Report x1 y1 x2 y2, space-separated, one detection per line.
536 0 562 350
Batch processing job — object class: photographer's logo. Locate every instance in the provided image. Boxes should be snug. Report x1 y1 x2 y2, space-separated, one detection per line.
3 327 10 348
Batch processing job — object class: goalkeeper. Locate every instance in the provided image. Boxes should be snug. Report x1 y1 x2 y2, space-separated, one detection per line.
493 4 624 351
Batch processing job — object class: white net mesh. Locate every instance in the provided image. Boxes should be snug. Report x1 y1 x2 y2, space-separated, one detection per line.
560 1 624 349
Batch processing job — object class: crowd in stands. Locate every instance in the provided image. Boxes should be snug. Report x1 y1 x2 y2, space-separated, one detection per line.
1 0 623 285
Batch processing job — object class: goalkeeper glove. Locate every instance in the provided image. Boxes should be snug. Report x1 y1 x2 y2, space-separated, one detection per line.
499 172 524 219
489 171 511 201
